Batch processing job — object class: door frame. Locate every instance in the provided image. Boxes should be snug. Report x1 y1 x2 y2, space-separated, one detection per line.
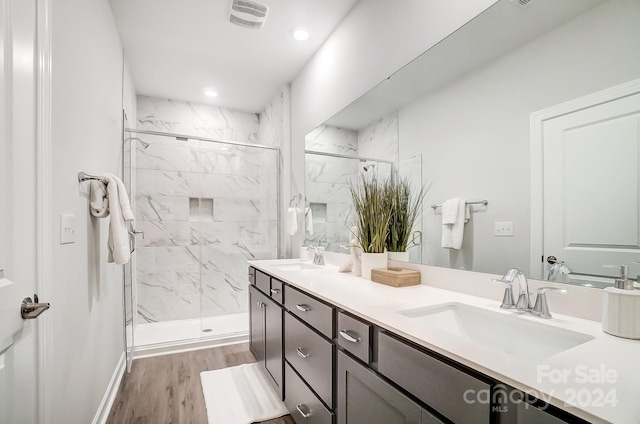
529 77 640 280
36 0 52 422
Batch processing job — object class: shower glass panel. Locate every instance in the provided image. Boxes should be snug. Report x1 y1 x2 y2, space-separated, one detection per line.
398 154 423 263
130 130 279 347
122 117 135 371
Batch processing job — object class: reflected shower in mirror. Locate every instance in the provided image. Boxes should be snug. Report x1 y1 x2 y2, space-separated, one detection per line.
303 0 640 287
303 112 399 251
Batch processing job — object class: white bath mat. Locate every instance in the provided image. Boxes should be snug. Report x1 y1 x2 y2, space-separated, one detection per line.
200 363 288 424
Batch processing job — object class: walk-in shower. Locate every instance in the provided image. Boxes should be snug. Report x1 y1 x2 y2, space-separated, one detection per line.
123 129 280 356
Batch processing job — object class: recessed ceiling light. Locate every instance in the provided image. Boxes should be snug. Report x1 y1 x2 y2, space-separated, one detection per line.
290 26 310 41
204 89 218 97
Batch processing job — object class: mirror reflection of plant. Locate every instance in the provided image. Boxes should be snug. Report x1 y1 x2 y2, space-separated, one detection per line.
349 174 391 254
386 177 427 253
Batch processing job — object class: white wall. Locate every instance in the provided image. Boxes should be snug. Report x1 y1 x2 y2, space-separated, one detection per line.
50 0 126 422
289 0 497 255
399 0 640 274
123 58 137 128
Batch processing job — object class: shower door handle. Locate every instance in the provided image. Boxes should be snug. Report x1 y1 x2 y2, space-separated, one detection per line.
128 229 145 253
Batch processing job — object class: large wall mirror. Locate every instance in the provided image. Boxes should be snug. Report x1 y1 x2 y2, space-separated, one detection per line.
304 0 640 287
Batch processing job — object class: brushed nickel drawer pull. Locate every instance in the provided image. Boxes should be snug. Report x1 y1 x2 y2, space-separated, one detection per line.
296 347 310 358
296 404 312 418
295 304 311 312
339 330 362 343
270 288 281 294
257 302 265 308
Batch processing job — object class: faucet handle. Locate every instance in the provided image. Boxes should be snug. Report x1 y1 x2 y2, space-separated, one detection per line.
603 264 628 279
491 278 516 309
532 287 567 319
603 264 633 289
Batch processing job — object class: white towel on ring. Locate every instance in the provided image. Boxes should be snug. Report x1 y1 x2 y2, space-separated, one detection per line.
89 173 135 264
286 207 298 236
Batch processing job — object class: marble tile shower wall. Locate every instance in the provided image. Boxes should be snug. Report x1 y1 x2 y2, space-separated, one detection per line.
133 93 281 324
135 135 277 323
137 95 260 142
358 112 399 168
305 155 358 250
305 124 358 155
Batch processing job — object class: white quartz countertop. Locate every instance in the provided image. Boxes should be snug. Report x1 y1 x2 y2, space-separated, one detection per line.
248 259 640 424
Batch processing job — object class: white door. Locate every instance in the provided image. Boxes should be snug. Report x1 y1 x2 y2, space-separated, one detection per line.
541 88 640 281
0 0 43 422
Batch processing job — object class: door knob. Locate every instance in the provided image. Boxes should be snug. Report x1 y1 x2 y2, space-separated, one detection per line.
546 256 563 264
21 294 50 320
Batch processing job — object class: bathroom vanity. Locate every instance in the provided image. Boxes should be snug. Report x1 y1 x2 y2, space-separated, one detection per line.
248 260 640 424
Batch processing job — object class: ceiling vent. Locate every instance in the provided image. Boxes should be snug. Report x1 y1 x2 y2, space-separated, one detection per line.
229 0 269 29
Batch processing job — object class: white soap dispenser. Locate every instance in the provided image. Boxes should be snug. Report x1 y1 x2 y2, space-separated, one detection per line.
602 264 640 339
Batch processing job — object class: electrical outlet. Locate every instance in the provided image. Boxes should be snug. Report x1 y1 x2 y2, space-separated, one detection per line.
494 221 514 237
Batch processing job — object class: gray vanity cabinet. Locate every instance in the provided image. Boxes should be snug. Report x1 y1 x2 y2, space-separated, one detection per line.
337 350 424 424
264 295 283 396
249 284 265 363
248 275 283 399
515 402 568 424
251 267 589 424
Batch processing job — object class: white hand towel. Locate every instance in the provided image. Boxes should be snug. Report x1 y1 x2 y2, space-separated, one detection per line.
441 198 469 250
89 173 134 264
287 207 298 236
305 207 313 235
89 180 109 218
106 172 134 221
106 174 134 264
441 198 461 225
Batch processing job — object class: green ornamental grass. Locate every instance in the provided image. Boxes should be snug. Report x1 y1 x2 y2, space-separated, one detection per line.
349 174 391 254
386 177 427 253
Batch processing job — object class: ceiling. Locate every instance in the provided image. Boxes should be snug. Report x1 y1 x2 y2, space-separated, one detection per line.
109 0 359 113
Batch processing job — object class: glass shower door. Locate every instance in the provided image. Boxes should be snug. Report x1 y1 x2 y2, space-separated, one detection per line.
122 118 135 371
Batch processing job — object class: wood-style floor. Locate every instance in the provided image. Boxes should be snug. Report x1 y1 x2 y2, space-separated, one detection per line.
106 343 295 424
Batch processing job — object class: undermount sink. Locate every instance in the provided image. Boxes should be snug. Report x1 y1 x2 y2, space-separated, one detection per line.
274 262 321 271
399 303 594 360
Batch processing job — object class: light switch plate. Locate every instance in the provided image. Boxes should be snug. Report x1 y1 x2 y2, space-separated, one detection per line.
494 221 514 237
60 214 76 244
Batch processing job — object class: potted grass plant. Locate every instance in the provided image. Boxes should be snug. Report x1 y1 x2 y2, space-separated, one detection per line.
349 174 391 279
385 177 427 262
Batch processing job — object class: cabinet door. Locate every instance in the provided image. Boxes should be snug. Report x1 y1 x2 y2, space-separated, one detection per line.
516 402 568 424
337 350 421 424
264 295 283 399
249 285 265 363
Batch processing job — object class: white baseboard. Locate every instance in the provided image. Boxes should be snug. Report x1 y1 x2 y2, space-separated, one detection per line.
92 352 126 424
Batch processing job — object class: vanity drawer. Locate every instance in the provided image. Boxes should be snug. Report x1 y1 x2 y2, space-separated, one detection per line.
337 311 371 363
285 362 333 424
285 285 334 338
285 312 334 409
255 269 271 294
377 331 491 424
248 266 255 285
270 278 284 304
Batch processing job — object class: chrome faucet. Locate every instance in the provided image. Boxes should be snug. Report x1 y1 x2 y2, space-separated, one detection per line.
492 268 567 318
492 267 531 312
307 245 325 265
